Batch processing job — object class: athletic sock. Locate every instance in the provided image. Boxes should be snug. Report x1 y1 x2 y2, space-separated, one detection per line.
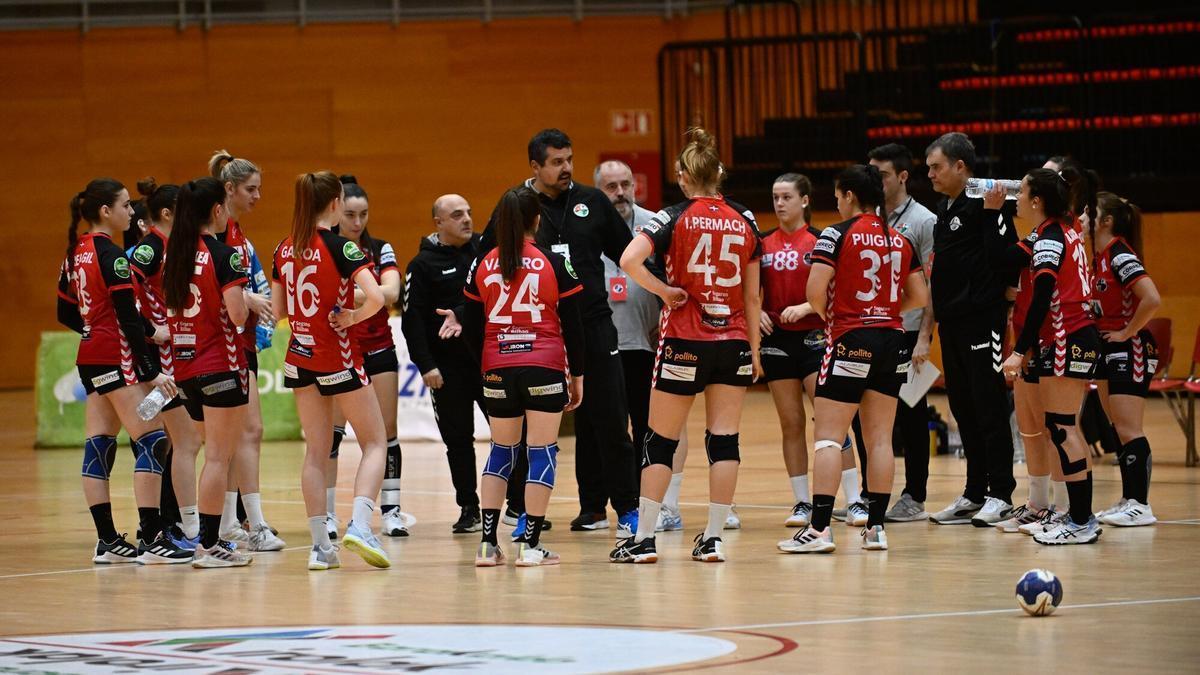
380 479 401 515
199 513 221 549
180 505 200 539
635 496 662 542
1029 474 1051 511
1066 473 1093 525
525 515 546 547
663 473 684 510
791 474 810 503
138 507 162 542
811 494 835 531
1053 480 1069 510
325 487 337 515
90 503 118 541
308 515 332 549
841 468 861 504
1122 437 1152 504
351 496 375 531
704 503 730 542
864 491 890 528
481 508 501 545
242 493 266 528
220 491 238 533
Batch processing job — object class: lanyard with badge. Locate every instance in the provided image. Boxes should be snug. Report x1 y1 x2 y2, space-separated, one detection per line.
548 184 576 266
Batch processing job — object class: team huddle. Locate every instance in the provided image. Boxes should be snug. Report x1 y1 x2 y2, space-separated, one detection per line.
56 126 1158 570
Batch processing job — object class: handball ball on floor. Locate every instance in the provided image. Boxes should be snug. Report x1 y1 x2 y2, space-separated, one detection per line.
1016 569 1063 616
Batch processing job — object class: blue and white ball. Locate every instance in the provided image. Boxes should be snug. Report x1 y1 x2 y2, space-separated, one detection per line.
1016 568 1063 616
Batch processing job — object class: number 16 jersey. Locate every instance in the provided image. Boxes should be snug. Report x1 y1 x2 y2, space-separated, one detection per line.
640 195 762 342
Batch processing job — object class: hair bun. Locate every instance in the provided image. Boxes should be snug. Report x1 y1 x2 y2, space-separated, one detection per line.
339 174 358 185
136 176 158 197
685 126 716 150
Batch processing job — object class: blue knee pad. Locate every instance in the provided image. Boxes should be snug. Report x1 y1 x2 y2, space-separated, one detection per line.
82 435 118 480
483 441 518 481
527 443 559 488
132 430 168 475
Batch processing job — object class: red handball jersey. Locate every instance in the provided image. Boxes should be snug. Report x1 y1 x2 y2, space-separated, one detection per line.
640 196 762 341
1011 230 1040 339
810 213 920 341
1030 218 1096 346
218 220 257 353
272 229 373 374
760 225 824 331
464 240 582 373
349 236 398 354
1093 237 1149 332
57 233 139 385
129 227 174 376
168 235 249 381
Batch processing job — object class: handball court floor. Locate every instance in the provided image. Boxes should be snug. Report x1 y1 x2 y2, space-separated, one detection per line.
0 388 1197 673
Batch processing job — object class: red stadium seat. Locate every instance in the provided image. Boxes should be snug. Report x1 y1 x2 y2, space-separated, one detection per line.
1149 318 1200 467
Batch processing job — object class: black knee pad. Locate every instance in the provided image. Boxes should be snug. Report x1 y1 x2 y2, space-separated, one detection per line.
642 431 680 468
704 431 740 464
1045 412 1088 475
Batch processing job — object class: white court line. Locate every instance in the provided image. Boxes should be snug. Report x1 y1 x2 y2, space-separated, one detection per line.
0 545 311 580
677 595 1200 633
1158 519 1200 525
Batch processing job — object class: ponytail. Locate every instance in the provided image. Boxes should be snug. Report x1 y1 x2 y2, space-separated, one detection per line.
290 171 342 259
67 178 125 267
164 177 225 311
678 126 724 192
1098 192 1143 256
209 149 260 187
137 176 180 225
493 187 540 283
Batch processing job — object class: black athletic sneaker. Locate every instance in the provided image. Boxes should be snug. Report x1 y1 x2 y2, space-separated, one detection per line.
609 536 658 563
691 533 726 562
570 512 611 531
93 534 139 564
452 506 482 534
137 533 195 565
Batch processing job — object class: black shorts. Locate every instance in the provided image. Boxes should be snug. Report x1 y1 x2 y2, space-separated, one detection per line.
179 370 251 422
1035 326 1103 380
760 328 826 382
653 338 753 396
1021 352 1040 385
284 363 370 396
481 366 568 418
363 347 400 377
77 364 136 396
815 328 910 404
1103 329 1157 397
244 349 259 374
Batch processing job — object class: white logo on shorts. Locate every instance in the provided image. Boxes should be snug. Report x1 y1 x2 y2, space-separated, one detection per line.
1069 361 1092 374
316 370 353 386
896 361 911 374
91 370 120 388
736 364 753 376
661 364 697 382
528 383 564 396
831 360 870 379
283 363 298 378
483 387 507 399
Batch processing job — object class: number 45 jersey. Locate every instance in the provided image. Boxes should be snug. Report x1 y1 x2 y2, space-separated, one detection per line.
640 196 762 342
811 213 920 341
463 240 582 373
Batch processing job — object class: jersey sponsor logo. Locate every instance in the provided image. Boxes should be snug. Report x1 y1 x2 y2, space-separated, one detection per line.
760 346 788 357
661 363 697 382
1033 238 1064 254
344 241 366 261
813 238 836 255
896 361 911 374
563 257 579 280
498 331 536 342
821 227 841 241
1069 361 1093 374
441 267 458 275
175 347 195 360
172 333 197 346
294 333 316 347
230 251 246 274
835 345 872 360
201 377 239 396
949 216 963 231
644 213 668 233
971 342 989 351
663 345 699 362
484 372 503 383
572 203 590 218
317 370 353 386
283 362 298 378
1032 251 1061 267
830 360 870 379
736 363 753 376
528 383 565 396
1096 278 1108 292
1112 252 1139 268
288 342 314 359
132 244 155 265
483 386 507 399
1106 351 1128 362
700 303 730 317
113 257 131 279
380 244 396 266
91 370 121 388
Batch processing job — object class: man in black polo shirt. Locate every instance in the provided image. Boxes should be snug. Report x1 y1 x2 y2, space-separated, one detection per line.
924 132 1019 526
481 129 641 537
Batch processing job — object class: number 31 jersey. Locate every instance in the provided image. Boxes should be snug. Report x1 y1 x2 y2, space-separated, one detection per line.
272 229 372 373
463 240 582 373
811 213 919 341
640 195 762 342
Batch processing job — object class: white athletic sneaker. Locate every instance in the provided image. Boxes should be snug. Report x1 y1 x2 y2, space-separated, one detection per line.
831 506 848 522
475 541 505 567
884 493 928 522
220 525 249 543
326 512 339 540
307 544 341 570
845 501 868 527
724 506 741 530
382 510 410 537
1095 498 1129 520
861 525 888 551
515 542 560 567
343 522 391 568
1034 515 1102 545
777 526 835 553
656 506 683 532
995 505 1049 533
248 524 286 552
1020 508 1066 535
1099 500 1156 527
929 496 983 525
193 540 253 568
970 497 1014 527
785 501 813 527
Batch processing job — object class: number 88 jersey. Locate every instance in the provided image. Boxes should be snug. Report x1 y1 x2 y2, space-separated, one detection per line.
640 196 762 341
811 213 919 341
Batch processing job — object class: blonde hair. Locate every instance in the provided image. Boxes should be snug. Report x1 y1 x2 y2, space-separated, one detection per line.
208 149 260 186
678 127 723 191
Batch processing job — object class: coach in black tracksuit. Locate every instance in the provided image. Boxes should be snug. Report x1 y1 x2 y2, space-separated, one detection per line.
481 129 640 530
924 132 1019 525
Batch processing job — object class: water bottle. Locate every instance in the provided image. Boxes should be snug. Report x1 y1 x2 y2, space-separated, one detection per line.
137 385 170 421
965 178 1021 200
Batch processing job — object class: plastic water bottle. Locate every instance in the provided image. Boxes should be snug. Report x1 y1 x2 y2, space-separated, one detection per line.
965 178 1021 200
137 385 170 421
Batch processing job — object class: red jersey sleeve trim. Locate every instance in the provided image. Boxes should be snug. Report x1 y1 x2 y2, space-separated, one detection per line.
560 284 584 298
221 277 250 293
348 262 373 282
1016 240 1033 255
1032 267 1059 281
809 253 836 267
463 288 482 302
108 282 133 293
57 289 77 304
637 230 655 245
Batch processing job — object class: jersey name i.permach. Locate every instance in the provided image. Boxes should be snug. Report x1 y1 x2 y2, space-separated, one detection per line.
760 225 823 331
168 235 249 382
